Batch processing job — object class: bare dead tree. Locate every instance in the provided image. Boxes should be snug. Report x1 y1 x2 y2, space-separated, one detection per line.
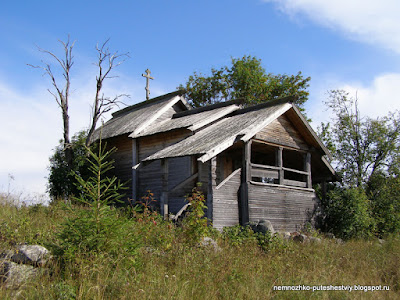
28 36 75 170
85 39 130 146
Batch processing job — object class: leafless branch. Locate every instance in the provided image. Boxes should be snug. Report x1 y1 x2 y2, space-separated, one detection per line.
28 36 75 170
86 39 130 146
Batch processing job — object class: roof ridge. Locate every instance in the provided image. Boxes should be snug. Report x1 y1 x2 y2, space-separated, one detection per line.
112 90 185 117
172 99 243 118
232 95 297 116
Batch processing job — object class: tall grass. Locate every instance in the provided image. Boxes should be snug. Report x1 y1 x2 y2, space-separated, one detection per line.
0 195 399 299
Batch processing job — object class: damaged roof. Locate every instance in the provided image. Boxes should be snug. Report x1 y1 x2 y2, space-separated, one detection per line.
92 90 189 140
143 97 297 163
130 100 241 138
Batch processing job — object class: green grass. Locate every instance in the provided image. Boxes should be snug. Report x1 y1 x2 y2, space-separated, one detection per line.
0 194 399 300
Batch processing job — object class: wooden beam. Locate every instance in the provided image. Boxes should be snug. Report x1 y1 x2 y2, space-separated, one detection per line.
169 172 198 194
304 152 312 188
131 95 181 137
160 158 169 219
276 147 284 185
240 141 251 224
207 157 217 221
132 139 138 201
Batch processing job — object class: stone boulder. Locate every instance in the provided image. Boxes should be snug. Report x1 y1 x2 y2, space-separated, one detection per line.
0 261 37 289
11 245 50 267
255 219 275 235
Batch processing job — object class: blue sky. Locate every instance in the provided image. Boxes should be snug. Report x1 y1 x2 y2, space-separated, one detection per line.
1 0 400 201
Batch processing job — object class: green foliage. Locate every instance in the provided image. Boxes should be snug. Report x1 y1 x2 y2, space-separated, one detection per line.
319 186 375 239
317 90 400 238
321 90 400 187
181 184 211 244
1 198 400 299
222 224 288 252
368 174 400 237
179 55 310 108
53 139 139 262
48 130 93 201
222 224 255 246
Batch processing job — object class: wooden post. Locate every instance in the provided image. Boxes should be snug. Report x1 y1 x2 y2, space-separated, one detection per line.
161 158 169 219
276 147 284 185
207 157 217 221
240 140 251 225
304 152 312 188
132 139 138 201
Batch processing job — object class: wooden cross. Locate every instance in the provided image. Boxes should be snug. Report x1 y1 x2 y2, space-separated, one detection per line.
142 69 154 100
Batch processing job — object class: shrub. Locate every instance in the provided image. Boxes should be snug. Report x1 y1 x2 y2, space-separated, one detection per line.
48 130 93 201
181 184 212 244
52 139 140 262
369 175 400 237
319 186 375 239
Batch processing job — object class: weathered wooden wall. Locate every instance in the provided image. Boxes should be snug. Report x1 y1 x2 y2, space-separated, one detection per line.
248 182 318 232
138 130 192 207
213 168 241 229
168 156 192 214
106 134 133 201
255 115 309 151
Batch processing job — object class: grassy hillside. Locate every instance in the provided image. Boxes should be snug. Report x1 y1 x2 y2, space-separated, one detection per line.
0 194 399 300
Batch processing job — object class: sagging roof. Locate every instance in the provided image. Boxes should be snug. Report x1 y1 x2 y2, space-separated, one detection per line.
130 100 241 138
92 91 190 140
143 97 298 163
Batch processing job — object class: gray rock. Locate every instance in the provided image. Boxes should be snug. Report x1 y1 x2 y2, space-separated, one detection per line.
256 219 275 235
200 237 221 252
11 245 49 266
292 234 307 243
335 238 344 244
281 232 291 240
309 237 322 243
0 261 37 289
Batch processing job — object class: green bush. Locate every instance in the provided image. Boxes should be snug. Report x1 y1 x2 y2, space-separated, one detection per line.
319 186 375 239
48 130 93 201
181 184 212 244
222 224 255 246
52 139 140 262
369 175 400 237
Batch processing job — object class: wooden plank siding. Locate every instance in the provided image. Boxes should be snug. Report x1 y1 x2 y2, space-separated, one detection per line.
248 183 318 232
213 168 241 230
255 115 310 151
138 129 192 208
107 134 133 202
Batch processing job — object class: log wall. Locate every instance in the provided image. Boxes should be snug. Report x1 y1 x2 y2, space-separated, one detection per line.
248 182 318 232
107 134 133 201
213 168 241 229
138 130 192 207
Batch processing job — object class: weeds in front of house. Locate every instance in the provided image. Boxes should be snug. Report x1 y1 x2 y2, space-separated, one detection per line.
1 142 398 299
1 192 399 299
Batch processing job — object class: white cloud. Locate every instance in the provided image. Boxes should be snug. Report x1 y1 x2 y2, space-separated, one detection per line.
264 0 400 54
307 73 400 128
341 73 400 117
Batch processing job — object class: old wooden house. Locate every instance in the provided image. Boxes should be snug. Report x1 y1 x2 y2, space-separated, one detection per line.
94 91 336 231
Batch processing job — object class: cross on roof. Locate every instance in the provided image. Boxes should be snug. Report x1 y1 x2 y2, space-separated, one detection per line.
142 69 154 100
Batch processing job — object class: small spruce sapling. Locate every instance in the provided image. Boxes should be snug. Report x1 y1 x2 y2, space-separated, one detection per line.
54 138 139 261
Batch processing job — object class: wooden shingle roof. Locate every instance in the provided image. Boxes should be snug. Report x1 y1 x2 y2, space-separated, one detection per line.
143 97 295 163
130 100 241 138
92 91 189 140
